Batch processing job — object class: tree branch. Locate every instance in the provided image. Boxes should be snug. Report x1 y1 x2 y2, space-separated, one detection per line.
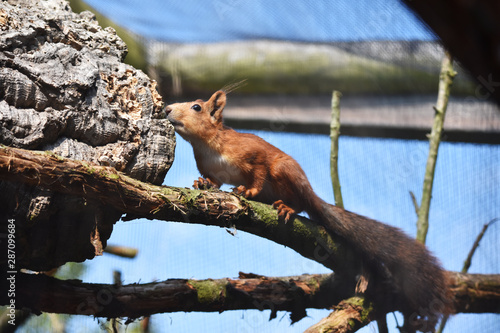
461 219 499 274
304 297 374 333
447 272 500 314
1 271 498 321
416 51 456 244
103 245 139 259
8 272 336 320
330 90 344 209
0 145 361 277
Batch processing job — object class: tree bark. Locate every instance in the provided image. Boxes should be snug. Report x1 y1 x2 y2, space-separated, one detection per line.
304 297 374 333
0 0 174 270
1 270 498 321
5 272 334 320
447 272 500 314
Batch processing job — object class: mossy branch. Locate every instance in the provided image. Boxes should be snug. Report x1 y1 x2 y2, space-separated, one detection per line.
305 296 374 333
0 145 360 277
2 272 335 319
2 270 497 322
416 51 456 244
330 90 344 208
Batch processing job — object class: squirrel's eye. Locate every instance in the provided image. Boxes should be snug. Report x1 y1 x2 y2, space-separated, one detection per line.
191 104 202 112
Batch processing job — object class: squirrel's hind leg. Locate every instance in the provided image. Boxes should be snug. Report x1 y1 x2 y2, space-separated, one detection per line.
272 200 296 223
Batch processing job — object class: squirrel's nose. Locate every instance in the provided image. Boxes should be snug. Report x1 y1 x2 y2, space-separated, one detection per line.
165 106 172 115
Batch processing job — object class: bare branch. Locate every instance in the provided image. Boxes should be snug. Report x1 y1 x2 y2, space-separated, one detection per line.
103 245 139 259
462 219 499 273
330 90 344 209
416 51 456 244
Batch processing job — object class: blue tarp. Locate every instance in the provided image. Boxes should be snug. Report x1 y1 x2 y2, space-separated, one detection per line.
84 0 435 42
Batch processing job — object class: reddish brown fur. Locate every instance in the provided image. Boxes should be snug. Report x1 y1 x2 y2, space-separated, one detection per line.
166 91 451 331
166 91 311 217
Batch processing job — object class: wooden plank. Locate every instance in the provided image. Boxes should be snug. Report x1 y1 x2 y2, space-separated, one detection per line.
223 95 500 143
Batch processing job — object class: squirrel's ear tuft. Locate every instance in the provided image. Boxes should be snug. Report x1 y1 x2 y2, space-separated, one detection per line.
221 79 247 94
208 90 226 122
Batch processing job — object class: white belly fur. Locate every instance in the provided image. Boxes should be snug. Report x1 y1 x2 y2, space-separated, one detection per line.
196 149 246 186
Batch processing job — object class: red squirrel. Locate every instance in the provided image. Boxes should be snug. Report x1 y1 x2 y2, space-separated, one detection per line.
165 90 450 331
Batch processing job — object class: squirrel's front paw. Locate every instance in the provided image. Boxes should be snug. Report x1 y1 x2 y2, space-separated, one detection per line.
233 185 259 198
193 177 218 190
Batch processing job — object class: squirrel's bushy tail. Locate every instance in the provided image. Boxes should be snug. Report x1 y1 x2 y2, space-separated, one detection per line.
306 195 450 331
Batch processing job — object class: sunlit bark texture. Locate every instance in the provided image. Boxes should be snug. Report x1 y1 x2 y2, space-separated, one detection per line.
0 0 174 271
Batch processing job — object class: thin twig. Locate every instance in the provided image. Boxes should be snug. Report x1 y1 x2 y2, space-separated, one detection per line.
111 270 122 333
330 90 344 209
462 218 499 273
409 191 419 216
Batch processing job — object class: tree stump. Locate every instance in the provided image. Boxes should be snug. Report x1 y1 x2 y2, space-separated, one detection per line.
0 0 175 271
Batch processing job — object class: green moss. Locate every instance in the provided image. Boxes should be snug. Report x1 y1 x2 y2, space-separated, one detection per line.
106 173 120 180
247 200 279 226
305 274 330 292
345 296 374 321
44 150 65 161
244 199 341 269
79 161 93 173
84 165 96 175
291 219 317 238
183 189 204 206
188 279 226 304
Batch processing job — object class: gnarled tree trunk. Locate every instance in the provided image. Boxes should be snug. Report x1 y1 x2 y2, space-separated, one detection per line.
0 0 175 271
